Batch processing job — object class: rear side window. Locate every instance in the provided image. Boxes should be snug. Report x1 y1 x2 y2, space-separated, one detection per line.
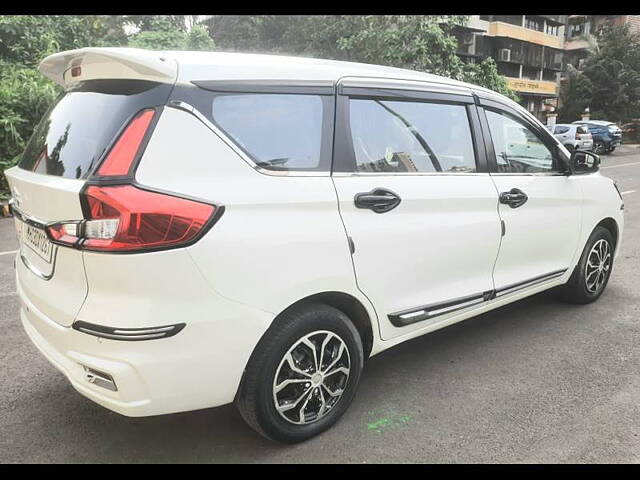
19 80 172 179
348 99 477 173
212 94 333 172
554 126 570 134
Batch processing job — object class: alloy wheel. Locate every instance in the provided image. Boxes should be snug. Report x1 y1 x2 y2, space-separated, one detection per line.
585 239 611 294
272 330 350 425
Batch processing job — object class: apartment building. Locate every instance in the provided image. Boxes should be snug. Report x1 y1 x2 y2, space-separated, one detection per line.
454 15 640 121
565 15 640 70
453 15 567 120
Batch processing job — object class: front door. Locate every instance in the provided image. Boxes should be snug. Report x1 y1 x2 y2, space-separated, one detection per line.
331 83 503 340
480 104 583 296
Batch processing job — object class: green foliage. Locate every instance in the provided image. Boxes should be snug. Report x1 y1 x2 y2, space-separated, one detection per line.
559 24 640 123
557 65 593 123
208 15 517 97
0 61 60 198
462 58 520 101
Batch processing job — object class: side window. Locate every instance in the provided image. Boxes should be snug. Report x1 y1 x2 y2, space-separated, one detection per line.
554 126 570 134
485 109 557 173
212 94 332 171
348 98 477 173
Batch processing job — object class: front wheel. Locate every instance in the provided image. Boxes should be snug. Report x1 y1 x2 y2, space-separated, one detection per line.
558 226 615 304
235 303 364 443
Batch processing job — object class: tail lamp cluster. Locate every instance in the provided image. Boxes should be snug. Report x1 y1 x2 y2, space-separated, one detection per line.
45 108 218 252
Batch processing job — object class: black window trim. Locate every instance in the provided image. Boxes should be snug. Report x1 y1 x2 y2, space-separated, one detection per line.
476 98 569 175
332 87 488 174
191 79 336 96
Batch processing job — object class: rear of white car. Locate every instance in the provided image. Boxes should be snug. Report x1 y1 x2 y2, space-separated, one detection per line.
5 49 284 416
550 124 593 151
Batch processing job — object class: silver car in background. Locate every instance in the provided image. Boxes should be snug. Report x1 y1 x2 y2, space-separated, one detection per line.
546 123 594 152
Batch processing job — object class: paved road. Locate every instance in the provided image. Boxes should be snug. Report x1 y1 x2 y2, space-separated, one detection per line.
1 147 640 463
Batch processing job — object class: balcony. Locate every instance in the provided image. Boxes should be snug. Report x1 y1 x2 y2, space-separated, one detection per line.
488 22 564 49
506 78 558 96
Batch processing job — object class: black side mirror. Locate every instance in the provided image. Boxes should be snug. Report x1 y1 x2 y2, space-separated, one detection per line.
569 149 600 175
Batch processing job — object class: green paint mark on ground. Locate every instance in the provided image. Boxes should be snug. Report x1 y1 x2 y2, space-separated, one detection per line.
367 414 412 433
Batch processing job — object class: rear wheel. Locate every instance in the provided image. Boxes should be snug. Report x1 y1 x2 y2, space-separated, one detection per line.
235 303 364 443
593 141 606 155
558 226 614 304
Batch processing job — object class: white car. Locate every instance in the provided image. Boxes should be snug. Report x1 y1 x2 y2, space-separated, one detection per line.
4 48 625 443
546 123 594 152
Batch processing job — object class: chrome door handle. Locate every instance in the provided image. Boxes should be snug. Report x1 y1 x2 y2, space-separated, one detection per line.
354 188 401 213
499 188 528 209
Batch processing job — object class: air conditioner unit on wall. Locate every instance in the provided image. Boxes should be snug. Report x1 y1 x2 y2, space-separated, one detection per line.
499 48 511 62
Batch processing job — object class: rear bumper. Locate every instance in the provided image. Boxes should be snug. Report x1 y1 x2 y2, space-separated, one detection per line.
17 259 274 417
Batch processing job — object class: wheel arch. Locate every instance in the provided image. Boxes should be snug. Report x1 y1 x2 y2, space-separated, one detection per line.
595 217 619 250
277 291 375 359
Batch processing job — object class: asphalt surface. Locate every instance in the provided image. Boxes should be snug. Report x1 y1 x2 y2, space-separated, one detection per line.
1 147 640 463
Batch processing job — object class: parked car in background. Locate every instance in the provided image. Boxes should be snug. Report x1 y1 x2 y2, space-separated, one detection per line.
573 120 622 154
546 124 593 152
4 48 625 443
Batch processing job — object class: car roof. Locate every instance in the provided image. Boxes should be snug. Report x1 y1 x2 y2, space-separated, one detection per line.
573 120 614 126
40 47 533 123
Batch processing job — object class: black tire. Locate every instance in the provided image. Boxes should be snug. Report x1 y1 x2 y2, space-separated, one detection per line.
608 146 616 153
558 226 615 304
593 141 606 155
235 303 364 443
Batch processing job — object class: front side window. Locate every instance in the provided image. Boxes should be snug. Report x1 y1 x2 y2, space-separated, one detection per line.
348 99 477 173
485 109 557 173
212 94 331 171
554 126 570 134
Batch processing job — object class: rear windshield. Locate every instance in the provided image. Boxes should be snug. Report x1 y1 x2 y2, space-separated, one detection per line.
19 79 173 179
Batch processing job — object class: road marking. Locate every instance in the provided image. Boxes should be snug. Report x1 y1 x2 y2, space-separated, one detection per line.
622 190 637 196
602 161 640 169
0 249 18 256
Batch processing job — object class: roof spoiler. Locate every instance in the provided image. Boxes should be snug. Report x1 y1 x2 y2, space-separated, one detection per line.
38 47 178 87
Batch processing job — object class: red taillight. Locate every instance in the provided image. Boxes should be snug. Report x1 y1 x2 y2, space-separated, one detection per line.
80 185 216 252
96 109 155 177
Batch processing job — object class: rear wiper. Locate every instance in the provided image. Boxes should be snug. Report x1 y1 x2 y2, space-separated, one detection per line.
256 157 290 168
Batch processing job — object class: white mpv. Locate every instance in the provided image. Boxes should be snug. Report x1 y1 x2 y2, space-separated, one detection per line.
5 48 624 443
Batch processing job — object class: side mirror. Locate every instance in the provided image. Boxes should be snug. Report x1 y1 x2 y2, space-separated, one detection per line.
569 149 600 175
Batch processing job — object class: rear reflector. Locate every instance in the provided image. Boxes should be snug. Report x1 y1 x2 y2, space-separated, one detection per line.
82 185 216 252
73 320 186 341
96 109 155 177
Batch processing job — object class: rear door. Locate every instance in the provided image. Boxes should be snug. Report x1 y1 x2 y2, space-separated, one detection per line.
477 98 583 295
332 79 503 340
5 79 173 326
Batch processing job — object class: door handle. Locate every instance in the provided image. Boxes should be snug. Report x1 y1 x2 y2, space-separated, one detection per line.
499 188 528 209
354 188 401 213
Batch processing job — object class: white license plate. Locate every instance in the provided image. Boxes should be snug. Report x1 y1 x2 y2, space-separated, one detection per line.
21 221 53 263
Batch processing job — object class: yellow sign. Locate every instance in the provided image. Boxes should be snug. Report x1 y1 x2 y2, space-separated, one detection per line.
507 78 557 96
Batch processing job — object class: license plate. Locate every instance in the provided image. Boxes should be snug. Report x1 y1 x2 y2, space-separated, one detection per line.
21 222 53 263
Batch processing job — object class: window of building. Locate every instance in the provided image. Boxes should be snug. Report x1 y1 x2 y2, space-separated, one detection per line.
212 93 332 171
348 99 477 173
545 24 559 36
525 17 544 32
485 109 558 173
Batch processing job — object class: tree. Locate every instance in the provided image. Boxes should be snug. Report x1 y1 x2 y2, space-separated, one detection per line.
559 24 640 123
207 15 517 98
557 64 593 122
